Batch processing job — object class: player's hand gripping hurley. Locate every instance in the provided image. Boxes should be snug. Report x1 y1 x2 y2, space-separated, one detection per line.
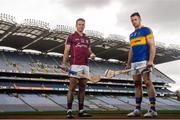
59 65 101 83
105 65 153 79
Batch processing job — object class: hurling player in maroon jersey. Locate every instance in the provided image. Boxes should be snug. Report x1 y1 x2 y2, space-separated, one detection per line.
62 18 96 119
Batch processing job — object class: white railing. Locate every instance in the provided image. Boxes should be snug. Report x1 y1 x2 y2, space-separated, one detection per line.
55 25 75 33
85 30 104 39
22 19 49 30
0 13 16 24
106 34 126 42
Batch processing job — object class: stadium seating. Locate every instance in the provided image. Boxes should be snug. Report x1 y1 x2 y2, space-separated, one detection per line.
0 94 34 112
0 50 179 112
0 50 171 84
96 96 133 110
0 93 179 112
19 94 64 111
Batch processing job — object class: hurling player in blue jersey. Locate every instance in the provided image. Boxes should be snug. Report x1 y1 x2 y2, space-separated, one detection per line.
126 12 157 118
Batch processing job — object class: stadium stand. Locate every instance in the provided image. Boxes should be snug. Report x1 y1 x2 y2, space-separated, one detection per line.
0 94 34 112
19 94 63 111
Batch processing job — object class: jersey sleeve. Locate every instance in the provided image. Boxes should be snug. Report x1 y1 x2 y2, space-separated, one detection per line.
144 27 154 40
65 35 72 45
87 37 91 48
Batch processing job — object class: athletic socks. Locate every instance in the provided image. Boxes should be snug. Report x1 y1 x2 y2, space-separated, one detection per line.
135 97 142 110
135 97 156 111
67 102 72 110
149 97 156 111
79 102 84 111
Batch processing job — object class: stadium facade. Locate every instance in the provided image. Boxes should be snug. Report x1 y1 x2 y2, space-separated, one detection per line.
0 13 180 112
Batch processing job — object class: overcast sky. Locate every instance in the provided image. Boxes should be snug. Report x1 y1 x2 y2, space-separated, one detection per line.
0 0 179 91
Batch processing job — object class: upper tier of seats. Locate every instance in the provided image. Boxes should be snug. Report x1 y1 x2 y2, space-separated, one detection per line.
0 50 172 83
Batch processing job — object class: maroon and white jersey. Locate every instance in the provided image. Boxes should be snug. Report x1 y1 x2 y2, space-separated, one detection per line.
65 31 90 65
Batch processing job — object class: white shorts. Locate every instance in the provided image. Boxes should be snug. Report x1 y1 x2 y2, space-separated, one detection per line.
69 65 89 79
131 60 152 76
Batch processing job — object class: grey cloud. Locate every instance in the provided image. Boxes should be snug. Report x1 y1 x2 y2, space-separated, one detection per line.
116 0 180 33
52 0 111 12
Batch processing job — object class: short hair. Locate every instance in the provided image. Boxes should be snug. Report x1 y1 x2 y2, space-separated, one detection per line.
76 18 85 24
130 12 141 18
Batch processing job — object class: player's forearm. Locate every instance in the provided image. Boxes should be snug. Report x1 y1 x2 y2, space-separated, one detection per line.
149 45 156 62
88 48 93 55
62 51 69 64
127 48 132 65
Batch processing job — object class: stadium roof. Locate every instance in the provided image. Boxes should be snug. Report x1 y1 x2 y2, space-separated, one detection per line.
0 13 180 64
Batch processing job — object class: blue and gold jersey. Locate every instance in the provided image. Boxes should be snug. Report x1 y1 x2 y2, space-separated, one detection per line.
129 27 154 63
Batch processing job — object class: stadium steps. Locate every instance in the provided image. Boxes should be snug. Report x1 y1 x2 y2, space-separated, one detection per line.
73 99 92 110
102 96 137 110
1 52 7 62
18 94 39 111
44 95 67 110
28 54 35 62
51 57 60 66
156 98 174 110
156 97 180 110
96 96 119 110
168 98 180 104
0 94 35 112
84 95 104 110
116 97 137 110
19 94 64 111
46 94 67 110
89 101 108 110
87 95 112 110
168 98 180 109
